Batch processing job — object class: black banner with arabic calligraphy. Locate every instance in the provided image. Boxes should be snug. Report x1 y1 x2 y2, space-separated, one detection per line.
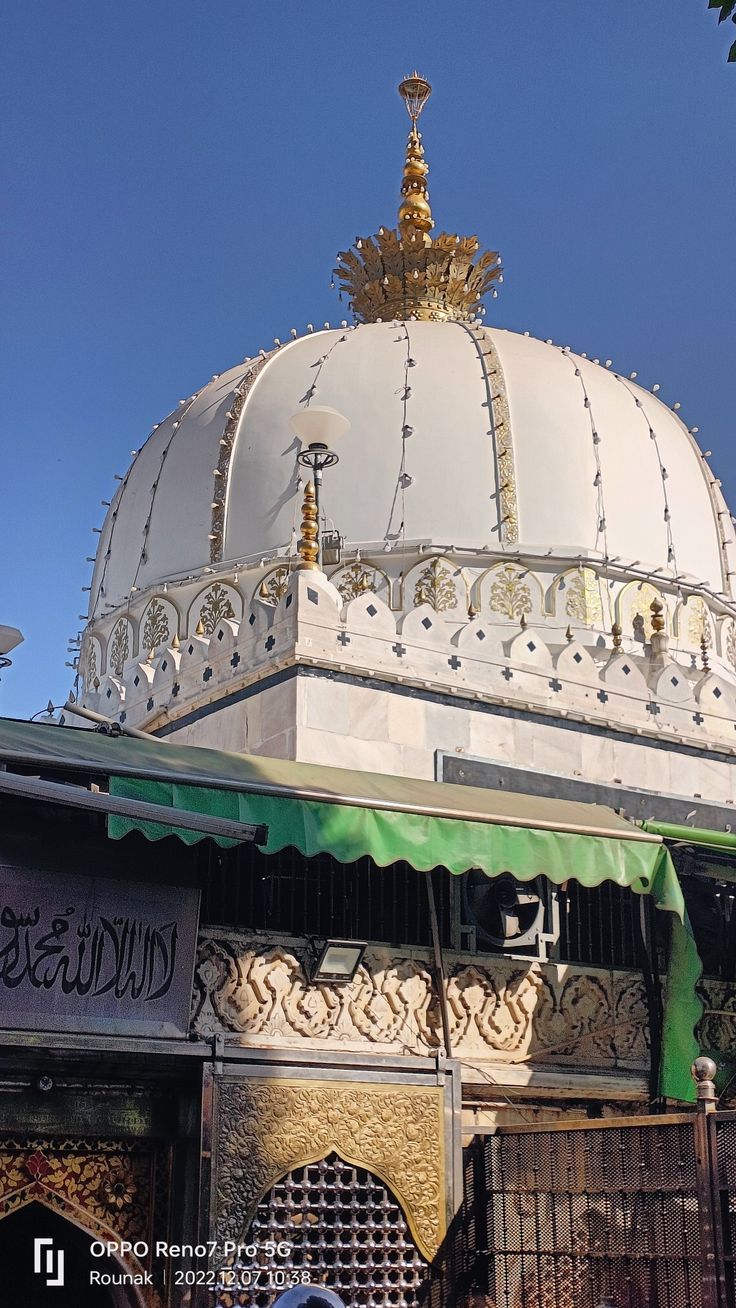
0 866 200 1036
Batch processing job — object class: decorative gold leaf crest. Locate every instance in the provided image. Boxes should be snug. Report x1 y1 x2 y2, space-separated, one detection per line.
413 559 458 612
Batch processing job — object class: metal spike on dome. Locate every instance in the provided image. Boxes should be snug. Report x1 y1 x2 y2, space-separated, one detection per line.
468 601 479 619
258 579 270 601
701 632 710 672
566 625 574 643
612 622 623 650
520 614 527 630
172 633 180 650
195 619 205 636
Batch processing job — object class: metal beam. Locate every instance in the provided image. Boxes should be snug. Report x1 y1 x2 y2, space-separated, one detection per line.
0 769 268 845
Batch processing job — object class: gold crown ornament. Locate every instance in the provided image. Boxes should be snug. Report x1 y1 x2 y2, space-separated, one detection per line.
334 73 502 324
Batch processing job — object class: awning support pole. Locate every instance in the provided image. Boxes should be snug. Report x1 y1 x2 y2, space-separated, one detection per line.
426 872 453 1060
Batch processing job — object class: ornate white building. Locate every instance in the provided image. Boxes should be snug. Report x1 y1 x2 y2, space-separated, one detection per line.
32 72 736 1307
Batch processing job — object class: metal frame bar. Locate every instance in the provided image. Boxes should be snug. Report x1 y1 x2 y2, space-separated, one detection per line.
0 769 268 844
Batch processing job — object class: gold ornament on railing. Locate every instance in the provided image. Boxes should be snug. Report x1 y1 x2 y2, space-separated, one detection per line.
334 73 502 324
296 481 320 570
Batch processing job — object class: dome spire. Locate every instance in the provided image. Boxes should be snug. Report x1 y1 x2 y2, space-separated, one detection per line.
397 73 433 245
334 74 502 324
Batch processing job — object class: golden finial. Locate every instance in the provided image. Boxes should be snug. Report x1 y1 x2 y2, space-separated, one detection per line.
701 632 710 671
468 601 479 619
258 579 270 601
146 647 154 663
650 597 665 634
333 74 501 324
520 613 527 630
296 481 320 570
398 73 433 245
612 622 623 650
565 625 574 643
195 618 205 636
172 632 180 650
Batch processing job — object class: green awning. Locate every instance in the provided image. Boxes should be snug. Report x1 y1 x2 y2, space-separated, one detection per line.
643 819 736 854
0 718 701 1102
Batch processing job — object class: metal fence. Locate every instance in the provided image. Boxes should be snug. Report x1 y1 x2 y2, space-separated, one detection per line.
429 1084 736 1308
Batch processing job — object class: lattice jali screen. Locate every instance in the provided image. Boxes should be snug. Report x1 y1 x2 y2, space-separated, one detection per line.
483 1121 702 1308
214 1153 429 1308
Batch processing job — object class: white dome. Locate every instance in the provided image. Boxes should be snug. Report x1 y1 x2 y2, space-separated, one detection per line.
89 322 733 617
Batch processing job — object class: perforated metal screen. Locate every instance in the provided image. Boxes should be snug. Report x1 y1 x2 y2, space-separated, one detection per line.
483 1122 702 1308
215 1153 429 1308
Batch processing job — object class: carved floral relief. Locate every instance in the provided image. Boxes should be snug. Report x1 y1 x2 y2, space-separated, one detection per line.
215 1078 445 1261
192 933 648 1070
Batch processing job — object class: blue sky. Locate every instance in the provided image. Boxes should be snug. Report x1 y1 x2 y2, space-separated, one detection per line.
2 1 734 718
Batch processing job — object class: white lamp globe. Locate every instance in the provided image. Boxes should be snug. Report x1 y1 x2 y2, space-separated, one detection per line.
289 406 351 449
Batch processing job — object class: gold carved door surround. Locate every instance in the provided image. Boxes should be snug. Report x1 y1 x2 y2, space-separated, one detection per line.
214 1072 455 1262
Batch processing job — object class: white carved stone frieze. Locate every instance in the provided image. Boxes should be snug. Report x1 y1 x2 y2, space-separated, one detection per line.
192 932 649 1072
77 550 736 761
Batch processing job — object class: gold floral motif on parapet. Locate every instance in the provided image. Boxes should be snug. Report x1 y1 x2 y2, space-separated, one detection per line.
335 561 379 602
83 638 98 689
109 618 130 676
215 1078 444 1261
488 565 532 620
210 359 268 564
564 568 603 625
683 596 711 647
413 558 458 612
259 565 290 606
621 582 665 641
142 598 170 651
198 583 236 635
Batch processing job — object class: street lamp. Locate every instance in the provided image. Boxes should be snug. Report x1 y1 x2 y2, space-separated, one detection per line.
290 407 350 566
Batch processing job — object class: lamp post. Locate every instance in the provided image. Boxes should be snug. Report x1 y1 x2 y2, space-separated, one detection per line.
290 407 350 568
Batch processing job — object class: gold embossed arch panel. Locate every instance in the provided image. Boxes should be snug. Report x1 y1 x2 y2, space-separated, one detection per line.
330 559 391 606
616 581 668 643
140 595 179 652
402 556 466 615
548 567 607 626
215 1078 446 1262
0 1137 169 1305
477 562 544 623
674 596 713 650
189 582 243 635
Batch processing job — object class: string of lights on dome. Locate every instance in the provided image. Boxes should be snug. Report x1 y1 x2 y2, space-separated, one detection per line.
616 375 680 579
383 321 416 551
563 348 611 558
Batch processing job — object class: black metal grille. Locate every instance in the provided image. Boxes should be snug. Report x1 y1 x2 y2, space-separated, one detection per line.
432 1121 703 1308
201 841 645 971
216 1154 429 1308
201 842 452 949
713 1114 736 1307
680 873 736 982
557 881 642 970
